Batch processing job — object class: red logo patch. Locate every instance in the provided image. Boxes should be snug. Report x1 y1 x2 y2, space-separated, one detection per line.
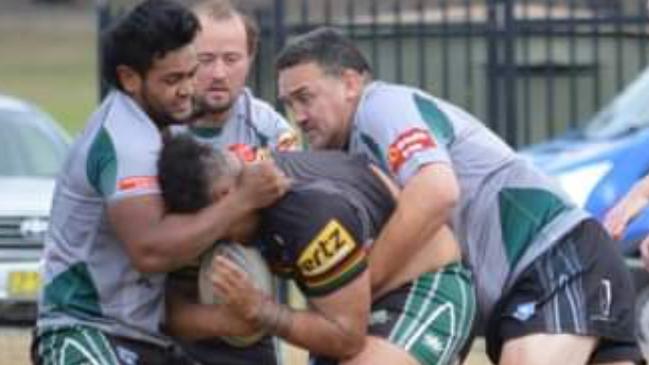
228 143 257 162
387 128 435 173
117 176 158 191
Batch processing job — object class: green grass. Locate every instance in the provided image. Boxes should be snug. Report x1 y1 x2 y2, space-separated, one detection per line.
0 10 97 135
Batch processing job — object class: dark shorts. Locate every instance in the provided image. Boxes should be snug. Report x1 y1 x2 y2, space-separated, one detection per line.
32 325 196 365
177 335 279 365
313 262 476 365
485 219 644 364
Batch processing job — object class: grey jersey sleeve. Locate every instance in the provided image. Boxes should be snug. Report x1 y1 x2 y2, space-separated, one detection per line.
249 96 300 151
356 85 454 186
100 119 161 202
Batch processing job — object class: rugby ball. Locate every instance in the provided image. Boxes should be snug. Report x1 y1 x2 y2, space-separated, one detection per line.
198 242 274 347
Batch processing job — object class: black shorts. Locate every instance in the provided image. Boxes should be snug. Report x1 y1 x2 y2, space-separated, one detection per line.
485 219 644 364
177 335 279 365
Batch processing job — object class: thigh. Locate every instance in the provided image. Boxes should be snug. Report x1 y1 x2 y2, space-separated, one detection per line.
343 336 419 365
370 263 476 365
486 220 643 364
500 333 596 365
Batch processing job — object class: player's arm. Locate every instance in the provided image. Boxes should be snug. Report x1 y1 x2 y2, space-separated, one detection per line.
359 93 460 296
370 163 458 296
604 173 649 239
211 191 371 359
164 270 260 339
212 257 370 359
108 160 289 273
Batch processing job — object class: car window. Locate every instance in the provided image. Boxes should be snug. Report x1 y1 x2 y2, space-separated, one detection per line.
0 109 68 177
584 66 649 139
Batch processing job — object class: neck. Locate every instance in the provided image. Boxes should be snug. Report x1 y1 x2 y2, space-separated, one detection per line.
195 108 231 128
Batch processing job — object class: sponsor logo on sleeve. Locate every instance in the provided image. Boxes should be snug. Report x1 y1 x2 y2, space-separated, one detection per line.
297 219 356 278
228 143 257 162
387 128 436 173
117 176 158 192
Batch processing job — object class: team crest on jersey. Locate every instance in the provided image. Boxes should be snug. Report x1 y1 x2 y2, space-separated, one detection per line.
117 176 158 192
298 219 357 278
387 128 436 173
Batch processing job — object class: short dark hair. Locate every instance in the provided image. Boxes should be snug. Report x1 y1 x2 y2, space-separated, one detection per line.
101 0 200 90
193 0 259 56
158 134 213 213
275 27 372 77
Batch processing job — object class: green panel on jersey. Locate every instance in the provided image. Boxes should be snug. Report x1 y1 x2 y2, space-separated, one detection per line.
42 262 102 318
359 133 389 171
86 127 117 197
413 93 454 145
499 188 569 266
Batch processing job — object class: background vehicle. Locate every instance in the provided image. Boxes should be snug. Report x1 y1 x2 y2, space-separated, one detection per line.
0 94 70 322
522 66 649 357
523 65 649 255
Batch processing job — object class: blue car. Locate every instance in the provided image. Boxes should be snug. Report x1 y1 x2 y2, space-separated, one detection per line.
523 67 649 255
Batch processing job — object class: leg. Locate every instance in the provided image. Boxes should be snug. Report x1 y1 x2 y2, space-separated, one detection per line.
500 333 597 365
486 220 644 365
343 336 419 365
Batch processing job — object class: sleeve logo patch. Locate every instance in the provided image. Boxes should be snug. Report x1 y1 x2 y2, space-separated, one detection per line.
297 219 356 278
388 128 436 173
117 176 158 191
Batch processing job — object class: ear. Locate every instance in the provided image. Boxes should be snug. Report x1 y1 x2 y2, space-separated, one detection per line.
340 69 364 101
209 180 233 201
116 65 142 95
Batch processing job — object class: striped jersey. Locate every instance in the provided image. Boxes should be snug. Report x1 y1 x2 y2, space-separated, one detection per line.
258 151 396 297
347 81 589 319
37 90 170 345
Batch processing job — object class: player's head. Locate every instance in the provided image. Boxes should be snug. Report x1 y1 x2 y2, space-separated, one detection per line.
101 0 200 127
158 134 258 242
158 134 241 212
192 0 258 121
276 27 371 150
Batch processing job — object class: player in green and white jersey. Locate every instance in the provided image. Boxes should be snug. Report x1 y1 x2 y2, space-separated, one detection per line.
275 27 642 365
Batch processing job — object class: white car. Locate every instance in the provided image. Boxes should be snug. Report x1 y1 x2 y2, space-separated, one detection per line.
0 94 69 321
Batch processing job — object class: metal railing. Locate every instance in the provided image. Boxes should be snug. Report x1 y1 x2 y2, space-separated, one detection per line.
99 0 649 147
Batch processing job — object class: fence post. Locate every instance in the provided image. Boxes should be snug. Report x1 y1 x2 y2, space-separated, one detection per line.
486 0 501 132
502 0 517 146
96 0 110 101
273 0 286 55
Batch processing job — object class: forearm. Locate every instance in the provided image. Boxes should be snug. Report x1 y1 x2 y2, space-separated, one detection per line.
263 301 365 359
166 300 256 340
128 193 253 272
622 178 649 218
369 164 458 295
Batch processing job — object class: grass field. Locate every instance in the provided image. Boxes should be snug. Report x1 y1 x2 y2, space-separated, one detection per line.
0 4 96 134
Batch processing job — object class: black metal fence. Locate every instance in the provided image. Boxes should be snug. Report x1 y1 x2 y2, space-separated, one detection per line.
99 0 649 147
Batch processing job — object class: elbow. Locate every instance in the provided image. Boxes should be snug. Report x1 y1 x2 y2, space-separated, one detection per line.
331 328 366 360
431 184 458 223
129 245 173 273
